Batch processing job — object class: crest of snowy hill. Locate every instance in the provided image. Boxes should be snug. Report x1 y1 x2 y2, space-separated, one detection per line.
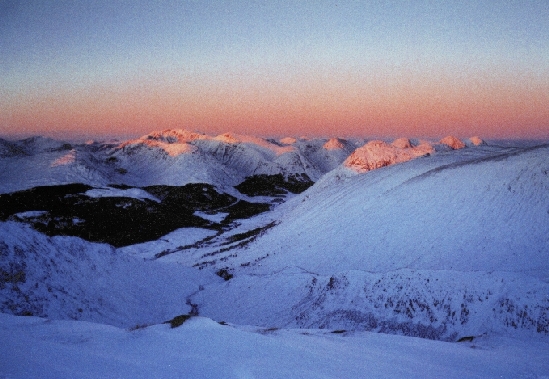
189 143 549 340
3 313 549 379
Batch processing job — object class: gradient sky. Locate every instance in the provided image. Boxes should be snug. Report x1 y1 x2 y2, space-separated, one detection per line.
1 0 548 139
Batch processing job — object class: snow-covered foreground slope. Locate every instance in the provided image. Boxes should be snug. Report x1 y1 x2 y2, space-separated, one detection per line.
2 313 549 379
189 143 549 339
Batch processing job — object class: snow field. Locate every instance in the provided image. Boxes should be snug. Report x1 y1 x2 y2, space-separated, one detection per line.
2 313 549 379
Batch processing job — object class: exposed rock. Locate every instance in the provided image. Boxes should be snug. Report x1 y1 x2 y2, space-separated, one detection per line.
0 138 27 158
0 183 271 247
235 173 313 197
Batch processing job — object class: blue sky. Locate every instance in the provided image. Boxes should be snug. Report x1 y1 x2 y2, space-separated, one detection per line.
1 0 548 138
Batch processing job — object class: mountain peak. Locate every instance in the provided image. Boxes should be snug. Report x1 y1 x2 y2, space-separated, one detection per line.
344 138 433 173
279 137 297 145
118 130 201 157
323 138 346 150
468 136 485 146
391 138 412 149
439 135 466 149
144 129 208 144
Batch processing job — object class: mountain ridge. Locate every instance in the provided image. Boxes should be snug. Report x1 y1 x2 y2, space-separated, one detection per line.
0 129 486 194
1 130 548 343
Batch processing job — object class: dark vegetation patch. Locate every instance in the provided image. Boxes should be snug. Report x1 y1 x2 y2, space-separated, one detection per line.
144 184 235 211
457 336 475 342
109 183 133 190
221 201 271 223
154 218 277 262
145 184 271 224
153 231 224 259
216 268 233 281
222 224 275 245
165 314 192 328
235 173 313 197
191 221 278 268
0 183 271 247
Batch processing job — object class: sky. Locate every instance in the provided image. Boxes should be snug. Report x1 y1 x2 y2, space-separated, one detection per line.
1 0 548 139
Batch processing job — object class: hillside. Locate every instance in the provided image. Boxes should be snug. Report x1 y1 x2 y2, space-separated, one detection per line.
187 143 549 340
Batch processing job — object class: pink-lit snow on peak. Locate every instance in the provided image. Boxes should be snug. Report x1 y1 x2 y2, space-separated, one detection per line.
344 139 434 173
440 136 466 149
118 131 199 157
279 137 297 145
391 138 412 149
50 149 76 167
214 132 295 156
469 136 485 146
323 138 345 150
144 129 209 144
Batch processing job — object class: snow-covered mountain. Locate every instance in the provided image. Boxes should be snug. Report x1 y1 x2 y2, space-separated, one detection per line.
343 138 434 173
1 131 548 377
182 142 549 340
0 130 485 195
0 129 364 194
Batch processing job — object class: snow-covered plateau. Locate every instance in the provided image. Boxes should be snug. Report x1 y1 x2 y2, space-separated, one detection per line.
1 130 548 378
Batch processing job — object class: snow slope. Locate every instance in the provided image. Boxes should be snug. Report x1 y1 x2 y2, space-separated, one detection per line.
189 143 549 339
0 142 109 194
2 313 549 379
237 144 549 275
0 221 218 327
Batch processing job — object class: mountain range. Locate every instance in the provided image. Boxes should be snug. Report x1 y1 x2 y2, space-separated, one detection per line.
1 129 548 377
